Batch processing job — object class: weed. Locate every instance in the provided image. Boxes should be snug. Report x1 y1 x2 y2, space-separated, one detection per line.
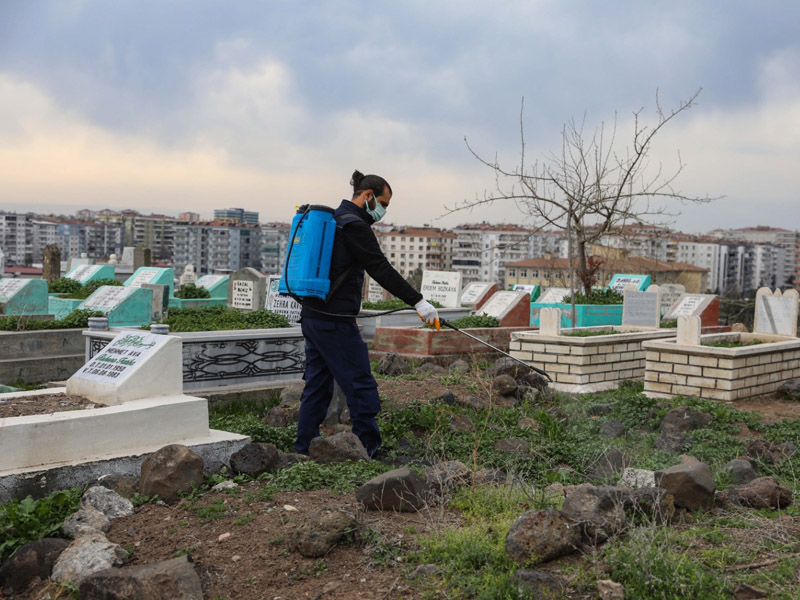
258 460 391 494
233 514 254 526
188 499 231 523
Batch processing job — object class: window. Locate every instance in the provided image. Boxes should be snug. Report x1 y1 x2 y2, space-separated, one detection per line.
520 269 528 278
508 268 516 277
532 270 539 278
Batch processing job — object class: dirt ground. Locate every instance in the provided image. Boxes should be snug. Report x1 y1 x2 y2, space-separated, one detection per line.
0 393 93 419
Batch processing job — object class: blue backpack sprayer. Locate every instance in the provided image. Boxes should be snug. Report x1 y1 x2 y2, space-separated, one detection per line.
278 204 551 382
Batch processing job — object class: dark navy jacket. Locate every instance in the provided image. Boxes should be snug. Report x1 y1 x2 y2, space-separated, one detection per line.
301 200 422 322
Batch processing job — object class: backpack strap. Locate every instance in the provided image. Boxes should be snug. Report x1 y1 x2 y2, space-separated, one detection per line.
325 213 363 302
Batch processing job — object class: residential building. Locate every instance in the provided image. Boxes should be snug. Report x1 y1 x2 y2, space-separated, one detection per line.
376 226 456 278
178 211 201 222
214 207 259 226
707 226 799 288
0 212 33 265
172 221 262 275
451 224 538 286
261 222 291 276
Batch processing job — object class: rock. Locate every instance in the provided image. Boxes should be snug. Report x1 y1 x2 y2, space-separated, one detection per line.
597 579 626 600
423 460 471 494
292 507 358 558
63 507 111 538
449 413 475 432
722 459 758 485
505 509 580 565
621 488 675 524
449 359 470 373
211 480 238 491
355 467 427 512
746 439 797 464
323 383 348 426
279 382 305 406
517 417 539 430
488 357 527 379
730 322 749 333
417 362 446 375
618 468 655 489
493 374 518 396
78 555 202 600
377 352 410 376
776 379 800 401
493 438 529 455
81 486 134 520
459 393 492 411
660 406 712 435
733 582 769 599
590 448 629 480
655 461 715 510
230 442 279 476
51 533 129 586
0 538 69 595
511 569 565 598
600 419 627 438
653 432 689 452
265 404 299 427
275 452 311 470
473 469 507 486
309 432 369 464
732 476 792 509
92 473 139 499
439 390 458 406
516 372 549 394
588 403 616 416
561 485 627 544
139 445 205 504
410 564 439 577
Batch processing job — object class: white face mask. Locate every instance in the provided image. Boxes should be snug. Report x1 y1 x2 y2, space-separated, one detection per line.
364 192 386 222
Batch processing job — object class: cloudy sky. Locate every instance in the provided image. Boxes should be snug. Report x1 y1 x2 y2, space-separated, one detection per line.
1 1 798 233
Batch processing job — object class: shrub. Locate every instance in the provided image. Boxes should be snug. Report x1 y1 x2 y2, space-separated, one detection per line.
562 288 623 305
47 277 82 294
361 298 443 310
156 305 290 332
174 282 211 299
0 309 104 331
445 315 501 329
50 277 122 300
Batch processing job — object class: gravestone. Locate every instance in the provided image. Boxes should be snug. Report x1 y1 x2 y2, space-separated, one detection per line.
124 267 174 296
142 283 170 321
476 290 531 327
539 307 561 336
0 278 49 315
179 264 197 285
0 248 5 275
66 331 182 405
754 288 799 337
42 244 62 283
650 283 685 317
663 294 720 328
79 285 154 327
364 275 389 303
459 282 498 311
194 274 229 299
266 276 301 323
512 283 541 301
420 270 462 308
229 267 267 313
65 264 116 284
622 287 661 328
121 247 135 265
609 274 651 292
536 287 573 304
133 244 152 269
676 315 702 346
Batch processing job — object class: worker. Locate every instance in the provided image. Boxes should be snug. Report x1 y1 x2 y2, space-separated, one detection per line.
294 170 439 458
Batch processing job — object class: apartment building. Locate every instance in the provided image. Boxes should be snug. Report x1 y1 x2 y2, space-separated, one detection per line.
450 224 539 286
376 226 456 278
261 222 291 275
708 226 799 288
172 221 262 275
214 208 259 226
0 212 34 265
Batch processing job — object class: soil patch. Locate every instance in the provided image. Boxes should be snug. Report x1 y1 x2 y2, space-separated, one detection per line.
732 395 800 421
0 393 96 418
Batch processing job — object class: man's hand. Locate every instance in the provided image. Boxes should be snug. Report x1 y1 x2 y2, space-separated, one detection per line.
415 299 440 330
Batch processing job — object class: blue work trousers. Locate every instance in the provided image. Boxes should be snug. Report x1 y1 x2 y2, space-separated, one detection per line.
294 318 381 456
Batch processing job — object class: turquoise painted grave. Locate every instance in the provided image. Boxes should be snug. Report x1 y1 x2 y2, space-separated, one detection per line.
531 301 623 328
169 274 230 309
79 285 154 326
65 264 116 284
0 278 49 315
124 267 175 296
608 274 651 292
513 284 541 302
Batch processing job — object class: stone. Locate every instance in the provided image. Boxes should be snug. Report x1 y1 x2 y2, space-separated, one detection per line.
0 538 69 595
561 485 627 544
265 404 300 427
511 569 565 598
487 356 529 379
417 362 446 375
275 452 311 470
292 507 358 558
493 374 518 396
621 488 675 523
600 419 627 438
731 322 749 333
92 474 139 499
423 460 471 494
517 372 549 394
655 461 716 510
410 564 439 577
51 533 129 586
590 448 629 479
733 582 769 599
230 442 279 477
279 382 305 406
449 359 470 373
517 417 540 430
63 506 111 538
81 486 135 520
588 403 616 416
377 352 410 376
228 267 267 312
676 315 702 345
493 437 529 455
355 467 427 512
309 432 369 464
459 393 492 411
653 432 689 452
776 379 800 401
732 476 793 509
42 244 62 282
722 459 758 485
439 390 458 406
505 509 580 565
139 444 205 504
753 287 799 337
618 468 656 489
324 382 349 426
449 413 475 432
597 579 626 600
476 290 531 327
622 289 660 328
746 439 797 464
473 468 507 486
420 270 462 308
660 406 712 435
78 555 203 600
211 480 239 491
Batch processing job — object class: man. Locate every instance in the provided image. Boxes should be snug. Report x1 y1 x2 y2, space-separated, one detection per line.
294 170 439 458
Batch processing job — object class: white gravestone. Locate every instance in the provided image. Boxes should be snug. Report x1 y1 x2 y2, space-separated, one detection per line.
232 280 255 309
663 294 716 321
68 265 102 283
195 274 226 289
179 265 197 286
266 276 302 324
81 286 136 310
512 284 537 293
754 288 799 337
609 274 649 292
0 278 30 299
127 268 159 287
66 331 182 405
228 267 266 312
539 307 562 336
420 270 462 308
677 315 702 346
537 287 572 304
460 282 493 307
622 287 661 328
651 283 685 317
477 290 528 321
367 278 385 303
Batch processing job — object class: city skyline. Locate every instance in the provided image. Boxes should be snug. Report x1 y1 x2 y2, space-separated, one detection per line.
1 2 799 232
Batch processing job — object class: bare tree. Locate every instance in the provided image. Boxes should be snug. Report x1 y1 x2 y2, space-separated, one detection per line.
455 89 717 296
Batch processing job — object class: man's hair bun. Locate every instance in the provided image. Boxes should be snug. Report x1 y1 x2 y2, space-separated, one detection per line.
350 170 365 189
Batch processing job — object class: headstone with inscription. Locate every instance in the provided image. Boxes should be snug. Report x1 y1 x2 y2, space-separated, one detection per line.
65 264 116 284
194 274 230 299
228 267 267 313
476 290 531 327
124 267 174 297
622 287 661 328
0 278 49 315
66 331 182 405
420 270 462 308
142 283 170 321
363 275 390 303
78 285 154 326
121 247 135 265
609 274 651 292
460 282 498 311
649 283 685 317
539 307 562 336
511 284 541 301
179 264 197 286
133 244 151 270
676 315 702 346
663 293 720 328
754 288 799 337
266 276 302 324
